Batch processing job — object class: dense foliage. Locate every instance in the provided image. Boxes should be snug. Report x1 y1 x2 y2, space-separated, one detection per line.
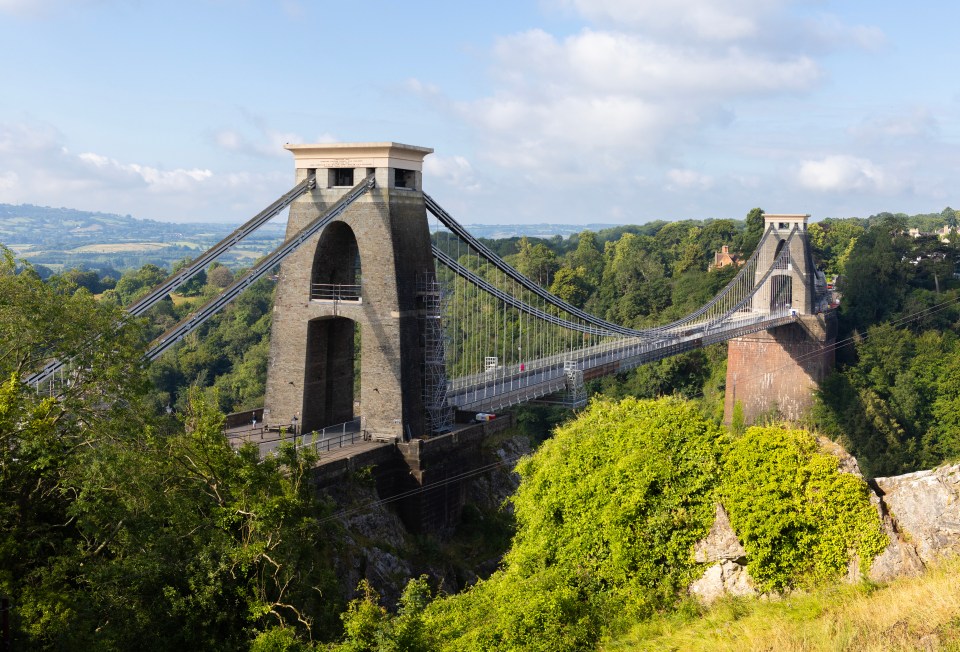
330 399 886 651
811 215 960 476
721 427 887 591
0 252 340 650
6 200 960 649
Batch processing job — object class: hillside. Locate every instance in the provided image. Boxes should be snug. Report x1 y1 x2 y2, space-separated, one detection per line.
0 202 285 271
609 557 960 651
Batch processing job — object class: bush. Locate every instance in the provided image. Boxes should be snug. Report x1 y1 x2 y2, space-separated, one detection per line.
421 397 725 649
720 426 887 591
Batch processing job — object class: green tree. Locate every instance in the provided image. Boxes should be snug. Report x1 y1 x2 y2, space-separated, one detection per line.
113 263 168 305
721 427 887 591
566 231 604 283
841 216 912 333
172 257 206 296
739 207 765 255
207 262 235 289
421 397 725 649
513 236 559 287
548 266 592 307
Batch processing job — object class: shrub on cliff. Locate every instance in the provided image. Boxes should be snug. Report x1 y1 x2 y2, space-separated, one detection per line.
331 400 889 651
720 426 888 592
419 396 726 650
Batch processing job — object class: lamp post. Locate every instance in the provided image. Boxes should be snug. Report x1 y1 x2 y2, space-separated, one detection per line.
291 415 298 437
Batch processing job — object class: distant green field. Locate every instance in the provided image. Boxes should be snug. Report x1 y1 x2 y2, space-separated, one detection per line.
70 243 170 253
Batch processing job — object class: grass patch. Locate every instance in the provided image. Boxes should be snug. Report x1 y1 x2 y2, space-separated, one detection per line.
605 557 960 651
170 293 199 307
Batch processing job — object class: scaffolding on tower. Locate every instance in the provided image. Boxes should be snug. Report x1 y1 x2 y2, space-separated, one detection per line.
418 273 453 434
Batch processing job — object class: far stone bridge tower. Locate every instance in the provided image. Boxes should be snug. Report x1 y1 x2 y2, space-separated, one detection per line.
263 142 435 441
724 213 836 424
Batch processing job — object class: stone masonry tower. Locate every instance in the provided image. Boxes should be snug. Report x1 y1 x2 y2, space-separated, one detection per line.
263 142 435 441
724 213 836 424
751 213 815 315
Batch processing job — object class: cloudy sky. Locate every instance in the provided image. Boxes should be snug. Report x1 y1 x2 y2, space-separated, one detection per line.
1 0 957 225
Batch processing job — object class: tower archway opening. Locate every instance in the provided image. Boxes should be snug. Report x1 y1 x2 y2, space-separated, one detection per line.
773 239 789 270
302 316 360 433
311 221 361 301
770 274 793 312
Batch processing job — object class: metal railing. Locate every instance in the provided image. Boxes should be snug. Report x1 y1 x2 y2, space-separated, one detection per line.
310 283 361 301
294 418 365 453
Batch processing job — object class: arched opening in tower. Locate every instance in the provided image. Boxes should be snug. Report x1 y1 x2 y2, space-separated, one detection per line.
302 316 360 433
770 274 793 312
773 239 789 269
310 221 361 301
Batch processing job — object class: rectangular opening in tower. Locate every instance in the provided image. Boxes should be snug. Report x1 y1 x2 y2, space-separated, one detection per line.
394 168 415 189
330 168 354 187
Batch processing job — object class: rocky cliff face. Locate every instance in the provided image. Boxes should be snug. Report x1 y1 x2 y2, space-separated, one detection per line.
691 442 960 602
324 433 531 608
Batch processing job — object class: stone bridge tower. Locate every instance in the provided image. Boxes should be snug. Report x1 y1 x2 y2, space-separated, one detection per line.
724 213 836 424
263 142 435 441
752 213 816 314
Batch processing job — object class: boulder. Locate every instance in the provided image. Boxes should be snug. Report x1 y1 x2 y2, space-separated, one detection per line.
689 559 756 603
819 435 925 582
690 504 756 603
873 464 960 567
694 503 746 564
816 435 864 477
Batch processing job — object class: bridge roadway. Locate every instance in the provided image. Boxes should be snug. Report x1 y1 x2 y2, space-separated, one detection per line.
222 310 796 452
446 310 797 413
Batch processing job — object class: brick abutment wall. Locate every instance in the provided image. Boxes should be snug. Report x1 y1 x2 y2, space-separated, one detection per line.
724 312 837 424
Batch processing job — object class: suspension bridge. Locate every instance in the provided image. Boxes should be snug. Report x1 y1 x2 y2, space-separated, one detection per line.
26 142 835 456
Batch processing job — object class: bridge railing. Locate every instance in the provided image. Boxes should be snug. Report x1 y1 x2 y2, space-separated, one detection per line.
445 308 797 410
310 283 361 302
293 418 365 454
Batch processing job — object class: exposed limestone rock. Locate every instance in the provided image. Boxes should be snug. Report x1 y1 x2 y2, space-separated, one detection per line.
694 504 746 564
325 433 531 609
464 435 531 514
689 559 756 603
873 464 960 567
864 500 925 582
688 447 960 602
817 435 864 477
819 435 926 582
689 504 755 603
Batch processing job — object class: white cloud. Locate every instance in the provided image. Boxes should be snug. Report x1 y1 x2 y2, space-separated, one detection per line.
423 154 481 192
214 127 311 159
0 171 18 190
0 0 51 15
212 111 336 159
489 29 819 98
420 0 892 199
78 152 213 191
457 25 820 178
797 155 901 193
551 0 784 41
666 168 715 191
0 120 290 221
803 13 886 51
0 0 104 17
850 108 939 142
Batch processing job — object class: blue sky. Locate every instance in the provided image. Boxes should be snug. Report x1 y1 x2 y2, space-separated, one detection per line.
1 0 958 226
